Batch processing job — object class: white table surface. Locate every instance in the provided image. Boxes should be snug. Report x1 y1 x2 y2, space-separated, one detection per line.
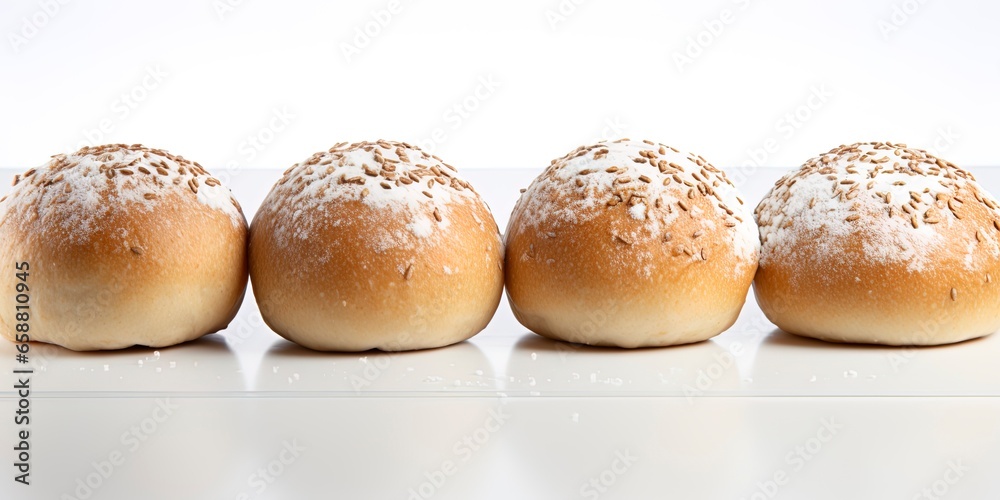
2 165 1000 499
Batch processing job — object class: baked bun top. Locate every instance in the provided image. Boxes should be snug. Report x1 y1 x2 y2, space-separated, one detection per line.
0 143 245 241
755 142 1000 275
508 138 759 272
257 140 492 250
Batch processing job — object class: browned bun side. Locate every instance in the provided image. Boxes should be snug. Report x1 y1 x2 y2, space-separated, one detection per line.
505 139 759 347
249 140 503 351
0 144 248 350
754 141 1000 345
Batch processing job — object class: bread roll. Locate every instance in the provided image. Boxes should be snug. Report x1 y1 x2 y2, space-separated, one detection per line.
249 140 504 351
0 144 248 350
754 141 1000 345
505 139 759 347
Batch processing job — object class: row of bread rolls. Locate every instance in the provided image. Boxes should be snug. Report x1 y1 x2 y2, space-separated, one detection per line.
1 140 998 351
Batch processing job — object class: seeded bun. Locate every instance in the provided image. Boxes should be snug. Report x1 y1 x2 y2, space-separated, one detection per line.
249 140 504 352
0 144 249 350
754 142 1000 345
505 139 759 347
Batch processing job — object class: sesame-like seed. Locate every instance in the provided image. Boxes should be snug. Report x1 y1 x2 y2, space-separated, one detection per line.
678 200 690 211
976 229 985 242
433 208 442 222
404 264 413 280
614 234 633 245
380 181 391 189
950 288 957 301
422 190 433 198
361 188 370 198
663 232 672 242
130 246 143 255
701 248 708 260
137 166 150 175
143 192 156 200
156 167 169 176
910 215 919 228
638 175 651 183
846 214 860 222
693 230 703 238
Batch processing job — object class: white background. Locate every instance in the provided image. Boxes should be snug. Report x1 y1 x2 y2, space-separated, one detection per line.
3 3 1000 498
1 0 998 173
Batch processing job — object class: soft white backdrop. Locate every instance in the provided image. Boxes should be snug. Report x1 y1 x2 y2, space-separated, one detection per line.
2 0 998 171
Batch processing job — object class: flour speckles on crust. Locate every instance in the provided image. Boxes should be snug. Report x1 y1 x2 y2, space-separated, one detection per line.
510 139 759 265
755 142 1000 273
259 140 482 250
0 144 244 242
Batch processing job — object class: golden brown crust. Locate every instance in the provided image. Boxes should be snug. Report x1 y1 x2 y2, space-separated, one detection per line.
248 141 504 351
754 142 1000 345
0 148 249 351
505 139 758 347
